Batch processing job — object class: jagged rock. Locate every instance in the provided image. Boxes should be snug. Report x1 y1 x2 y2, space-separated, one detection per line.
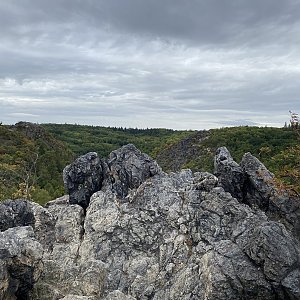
45 194 69 208
240 152 300 238
282 269 300 299
240 152 274 208
0 226 43 300
102 144 161 199
1 145 300 299
76 169 300 299
213 148 300 239
63 145 161 209
0 199 35 231
63 152 103 209
214 146 245 200
244 222 300 287
193 171 218 191
0 199 56 251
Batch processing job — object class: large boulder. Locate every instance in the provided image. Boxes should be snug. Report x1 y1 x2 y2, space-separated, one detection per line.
240 152 275 208
101 144 161 199
63 145 161 209
214 147 245 200
63 152 103 209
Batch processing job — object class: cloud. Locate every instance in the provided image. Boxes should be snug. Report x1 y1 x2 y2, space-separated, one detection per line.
0 0 299 129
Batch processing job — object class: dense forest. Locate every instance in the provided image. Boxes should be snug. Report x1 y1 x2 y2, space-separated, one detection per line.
0 122 74 204
42 123 192 158
0 122 299 205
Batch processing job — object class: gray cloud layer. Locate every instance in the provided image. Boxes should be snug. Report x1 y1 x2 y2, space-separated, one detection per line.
0 0 299 129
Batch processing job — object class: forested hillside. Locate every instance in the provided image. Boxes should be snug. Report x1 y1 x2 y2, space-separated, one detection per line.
42 123 192 158
0 122 299 205
0 122 73 204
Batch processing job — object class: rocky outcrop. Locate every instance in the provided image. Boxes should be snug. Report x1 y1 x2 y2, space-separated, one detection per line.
101 144 161 198
214 146 245 200
63 144 161 208
0 199 35 231
214 147 300 239
1 144 300 299
63 152 103 209
240 152 275 208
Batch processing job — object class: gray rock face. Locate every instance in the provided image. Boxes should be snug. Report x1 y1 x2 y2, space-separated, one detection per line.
0 226 43 300
214 148 300 239
32 200 106 300
102 144 161 199
0 199 56 251
1 145 300 300
63 152 103 209
0 199 35 231
63 145 160 209
74 169 299 300
214 146 245 200
240 152 275 208
240 152 300 239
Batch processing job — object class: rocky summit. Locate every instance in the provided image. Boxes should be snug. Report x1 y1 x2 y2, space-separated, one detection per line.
0 144 300 300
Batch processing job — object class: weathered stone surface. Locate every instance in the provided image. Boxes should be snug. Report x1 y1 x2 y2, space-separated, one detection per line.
33 201 106 300
244 221 299 287
102 144 161 199
63 152 103 209
104 290 136 300
1 145 300 300
193 171 218 191
0 199 56 251
0 226 43 300
240 152 300 238
213 148 300 239
76 169 300 299
240 152 274 208
45 194 69 208
0 199 35 231
214 146 245 200
282 269 300 300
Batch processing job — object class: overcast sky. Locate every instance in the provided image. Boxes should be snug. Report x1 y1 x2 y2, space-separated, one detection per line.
0 0 299 129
